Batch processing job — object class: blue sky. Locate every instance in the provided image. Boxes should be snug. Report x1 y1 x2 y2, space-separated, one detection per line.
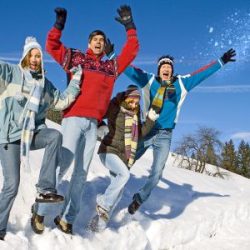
0 0 249 148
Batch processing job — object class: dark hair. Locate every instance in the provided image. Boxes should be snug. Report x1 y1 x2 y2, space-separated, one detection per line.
157 54 174 76
88 30 106 43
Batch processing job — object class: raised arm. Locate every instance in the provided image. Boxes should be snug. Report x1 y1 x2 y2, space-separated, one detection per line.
45 8 68 66
114 5 139 75
182 48 236 91
124 65 154 88
0 60 17 87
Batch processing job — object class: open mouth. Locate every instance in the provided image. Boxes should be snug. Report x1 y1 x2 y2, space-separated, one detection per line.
95 45 101 50
163 72 169 77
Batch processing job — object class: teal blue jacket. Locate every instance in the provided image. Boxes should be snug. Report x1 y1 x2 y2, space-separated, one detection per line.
0 61 80 144
124 59 224 129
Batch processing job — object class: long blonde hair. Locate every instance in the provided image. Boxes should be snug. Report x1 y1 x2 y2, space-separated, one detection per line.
21 49 42 73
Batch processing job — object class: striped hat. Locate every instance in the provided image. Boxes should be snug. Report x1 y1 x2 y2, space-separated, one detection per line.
125 85 140 99
157 55 174 76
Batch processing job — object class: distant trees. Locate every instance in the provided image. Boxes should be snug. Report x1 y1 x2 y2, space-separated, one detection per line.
174 126 250 178
175 127 222 174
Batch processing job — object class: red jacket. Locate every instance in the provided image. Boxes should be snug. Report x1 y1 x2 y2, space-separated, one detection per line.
46 27 139 121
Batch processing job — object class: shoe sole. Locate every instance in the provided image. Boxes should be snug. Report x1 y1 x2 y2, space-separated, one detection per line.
35 198 64 203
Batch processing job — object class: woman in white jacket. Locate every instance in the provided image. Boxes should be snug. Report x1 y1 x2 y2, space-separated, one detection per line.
0 36 82 240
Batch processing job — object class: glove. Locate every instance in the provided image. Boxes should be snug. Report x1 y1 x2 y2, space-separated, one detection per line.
115 5 136 31
105 38 115 59
97 124 109 141
54 7 67 30
147 108 159 121
70 65 82 84
221 48 236 64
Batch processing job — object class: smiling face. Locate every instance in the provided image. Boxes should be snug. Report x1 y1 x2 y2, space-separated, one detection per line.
125 97 140 112
159 64 173 81
21 48 42 72
29 48 42 71
88 35 105 56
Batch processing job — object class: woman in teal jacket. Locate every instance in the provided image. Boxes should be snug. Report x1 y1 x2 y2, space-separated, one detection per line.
0 36 82 240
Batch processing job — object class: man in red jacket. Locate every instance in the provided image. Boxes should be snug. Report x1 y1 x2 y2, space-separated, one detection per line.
32 6 139 234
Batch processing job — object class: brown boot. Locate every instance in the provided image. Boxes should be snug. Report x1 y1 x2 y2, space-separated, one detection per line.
54 216 73 234
31 212 44 234
128 199 141 214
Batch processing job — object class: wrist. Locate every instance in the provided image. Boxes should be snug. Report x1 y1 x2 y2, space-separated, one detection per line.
124 22 136 31
54 22 64 31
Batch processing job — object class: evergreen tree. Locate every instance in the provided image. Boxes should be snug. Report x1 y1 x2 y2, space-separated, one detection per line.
220 139 237 172
237 140 250 177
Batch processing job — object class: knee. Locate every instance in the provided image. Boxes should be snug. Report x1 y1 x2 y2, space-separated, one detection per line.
48 130 63 145
3 178 19 197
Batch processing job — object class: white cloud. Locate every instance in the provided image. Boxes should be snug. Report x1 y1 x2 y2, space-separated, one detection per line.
231 132 250 141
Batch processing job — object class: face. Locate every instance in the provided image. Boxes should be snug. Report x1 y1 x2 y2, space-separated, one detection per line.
29 48 42 71
88 35 105 56
125 97 140 111
159 64 173 81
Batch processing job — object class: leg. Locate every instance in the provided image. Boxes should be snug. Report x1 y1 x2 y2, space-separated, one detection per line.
60 117 97 224
97 153 130 213
35 118 77 217
0 142 20 238
31 128 62 194
136 130 172 203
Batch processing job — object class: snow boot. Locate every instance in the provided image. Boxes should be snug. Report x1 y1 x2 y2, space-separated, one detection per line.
89 205 109 232
128 199 141 214
31 204 44 234
54 216 73 234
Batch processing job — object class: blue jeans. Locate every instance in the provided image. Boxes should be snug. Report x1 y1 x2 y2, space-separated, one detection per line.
133 128 172 204
57 117 97 224
97 153 130 215
0 128 62 238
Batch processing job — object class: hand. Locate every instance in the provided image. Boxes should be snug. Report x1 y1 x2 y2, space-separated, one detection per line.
221 48 236 64
54 7 67 30
70 65 82 83
147 108 159 121
105 38 115 58
97 124 109 140
115 5 136 31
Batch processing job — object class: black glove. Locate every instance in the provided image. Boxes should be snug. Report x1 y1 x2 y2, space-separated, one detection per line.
221 48 236 64
115 5 136 31
54 7 67 30
105 38 114 57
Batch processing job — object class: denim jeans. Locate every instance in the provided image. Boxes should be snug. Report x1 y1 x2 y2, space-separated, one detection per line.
133 128 172 204
0 128 62 237
57 117 97 224
97 153 130 215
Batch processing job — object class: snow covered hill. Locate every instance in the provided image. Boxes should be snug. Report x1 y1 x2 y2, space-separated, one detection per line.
1 120 250 250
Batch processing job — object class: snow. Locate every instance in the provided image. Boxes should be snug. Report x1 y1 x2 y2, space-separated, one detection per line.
1 120 250 250
209 27 214 33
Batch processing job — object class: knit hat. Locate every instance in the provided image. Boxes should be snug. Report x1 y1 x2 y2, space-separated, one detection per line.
157 55 174 76
21 37 42 61
88 30 106 43
125 84 140 99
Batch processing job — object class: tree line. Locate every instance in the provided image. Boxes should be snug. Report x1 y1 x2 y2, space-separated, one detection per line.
174 127 250 178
